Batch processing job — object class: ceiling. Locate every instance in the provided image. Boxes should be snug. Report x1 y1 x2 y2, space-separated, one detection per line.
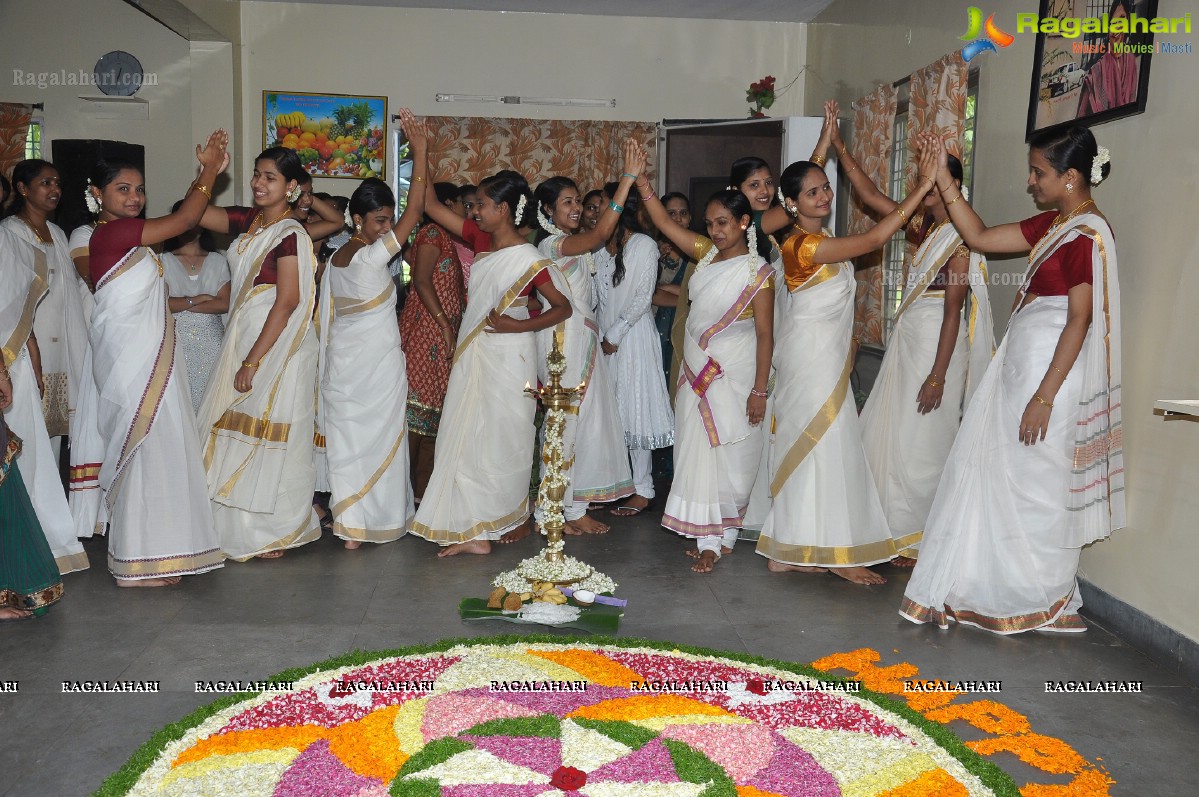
248 0 837 23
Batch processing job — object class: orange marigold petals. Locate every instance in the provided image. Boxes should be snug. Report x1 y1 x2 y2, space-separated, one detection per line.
325 705 406 781
172 726 326 767
736 786 789 797
1020 768 1116 797
811 648 882 674
526 648 646 687
568 694 731 721
903 689 962 713
968 733 1086 775
878 767 970 797
924 700 1032 736
810 648 918 695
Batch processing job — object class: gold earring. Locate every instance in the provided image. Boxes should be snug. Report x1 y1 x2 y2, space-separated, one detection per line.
355 223 362 233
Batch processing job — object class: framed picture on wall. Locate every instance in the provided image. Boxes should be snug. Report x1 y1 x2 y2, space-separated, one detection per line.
1026 0 1156 140
263 91 387 179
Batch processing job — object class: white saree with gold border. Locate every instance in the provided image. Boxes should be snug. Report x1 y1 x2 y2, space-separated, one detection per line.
755 234 894 568
317 230 412 543
663 245 773 540
67 235 221 578
860 221 994 556
410 243 570 544
198 218 320 560
534 236 632 518
1 226 88 574
901 211 1123 633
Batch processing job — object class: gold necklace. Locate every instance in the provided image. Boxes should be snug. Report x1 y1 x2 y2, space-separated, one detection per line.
1050 199 1095 231
792 223 813 236
350 234 371 247
19 216 49 244
236 209 293 255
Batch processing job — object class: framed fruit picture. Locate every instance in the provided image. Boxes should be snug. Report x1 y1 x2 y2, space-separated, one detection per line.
263 91 387 179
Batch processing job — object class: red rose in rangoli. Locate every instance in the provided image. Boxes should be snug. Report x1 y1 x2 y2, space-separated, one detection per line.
550 765 588 790
747 678 768 695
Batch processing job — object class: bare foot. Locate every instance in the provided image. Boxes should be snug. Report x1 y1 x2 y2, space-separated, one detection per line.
891 556 917 568
116 576 182 587
497 518 532 544
565 513 609 535
343 540 362 550
256 550 285 560
830 566 886 585
0 607 34 620
609 495 650 517
687 546 732 558
690 550 719 573
438 539 491 557
766 560 828 574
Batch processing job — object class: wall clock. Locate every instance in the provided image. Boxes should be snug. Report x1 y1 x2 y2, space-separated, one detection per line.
94 51 143 97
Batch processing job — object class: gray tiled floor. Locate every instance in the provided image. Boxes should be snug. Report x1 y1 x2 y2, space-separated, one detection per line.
1 513 1195 796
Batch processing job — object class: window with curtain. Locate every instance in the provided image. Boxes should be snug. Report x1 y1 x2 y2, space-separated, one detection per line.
879 67 979 343
24 118 42 160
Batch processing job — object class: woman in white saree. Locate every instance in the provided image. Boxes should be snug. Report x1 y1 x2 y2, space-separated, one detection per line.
1 225 87 575
756 140 941 585
196 147 344 561
410 170 574 556
809 100 996 564
69 135 230 585
901 126 1122 633
638 180 775 574
317 111 429 549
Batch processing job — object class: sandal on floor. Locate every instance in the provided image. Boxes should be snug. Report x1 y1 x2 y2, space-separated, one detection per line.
610 498 653 517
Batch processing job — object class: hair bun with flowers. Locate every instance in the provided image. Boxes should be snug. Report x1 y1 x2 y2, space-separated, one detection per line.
538 206 564 236
84 179 101 216
514 194 528 225
1090 146 1111 186
344 205 354 228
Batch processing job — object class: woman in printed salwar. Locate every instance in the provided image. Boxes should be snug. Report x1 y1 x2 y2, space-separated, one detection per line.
69 133 230 585
410 170 573 556
638 177 775 574
755 136 939 585
317 110 429 549
901 125 1122 634
195 146 343 561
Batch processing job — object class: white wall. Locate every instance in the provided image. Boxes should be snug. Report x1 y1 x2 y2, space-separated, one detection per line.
238 1 808 197
808 0 1199 641
0 0 232 215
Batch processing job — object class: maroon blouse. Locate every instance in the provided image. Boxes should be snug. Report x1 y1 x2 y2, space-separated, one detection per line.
89 218 144 285
1020 211 1094 296
226 207 298 286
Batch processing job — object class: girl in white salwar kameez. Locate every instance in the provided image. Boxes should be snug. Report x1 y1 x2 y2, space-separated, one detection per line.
754 140 941 585
595 199 675 515
901 126 1122 634
69 135 230 585
527 149 643 535
196 147 344 561
317 112 429 549
410 170 574 556
811 100 995 564
1 225 88 575
639 181 775 573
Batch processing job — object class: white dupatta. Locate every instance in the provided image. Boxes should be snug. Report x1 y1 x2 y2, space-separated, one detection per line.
1017 211 1123 545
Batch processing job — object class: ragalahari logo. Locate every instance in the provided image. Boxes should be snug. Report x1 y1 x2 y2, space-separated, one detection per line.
959 6 1015 61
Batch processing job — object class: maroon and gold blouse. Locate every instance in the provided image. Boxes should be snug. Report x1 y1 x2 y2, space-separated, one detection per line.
225 207 298 287
1020 210 1095 296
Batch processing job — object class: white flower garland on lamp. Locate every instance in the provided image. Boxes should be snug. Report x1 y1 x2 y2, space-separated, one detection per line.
1090 146 1111 185
84 180 101 216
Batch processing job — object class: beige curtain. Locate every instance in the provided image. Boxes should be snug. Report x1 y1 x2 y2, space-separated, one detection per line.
424 116 657 193
848 85 898 345
0 103 34 182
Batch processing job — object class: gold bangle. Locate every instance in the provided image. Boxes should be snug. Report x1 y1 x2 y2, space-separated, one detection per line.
925 376 943 387
241 360 260 369
433 310 446 319
811 154 827 168
895 207 907 224
1050 364 1067 377
1033 394 1054 408
845 165 858 175
192 182 213 201
944 194 961 208
412 176 424 183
